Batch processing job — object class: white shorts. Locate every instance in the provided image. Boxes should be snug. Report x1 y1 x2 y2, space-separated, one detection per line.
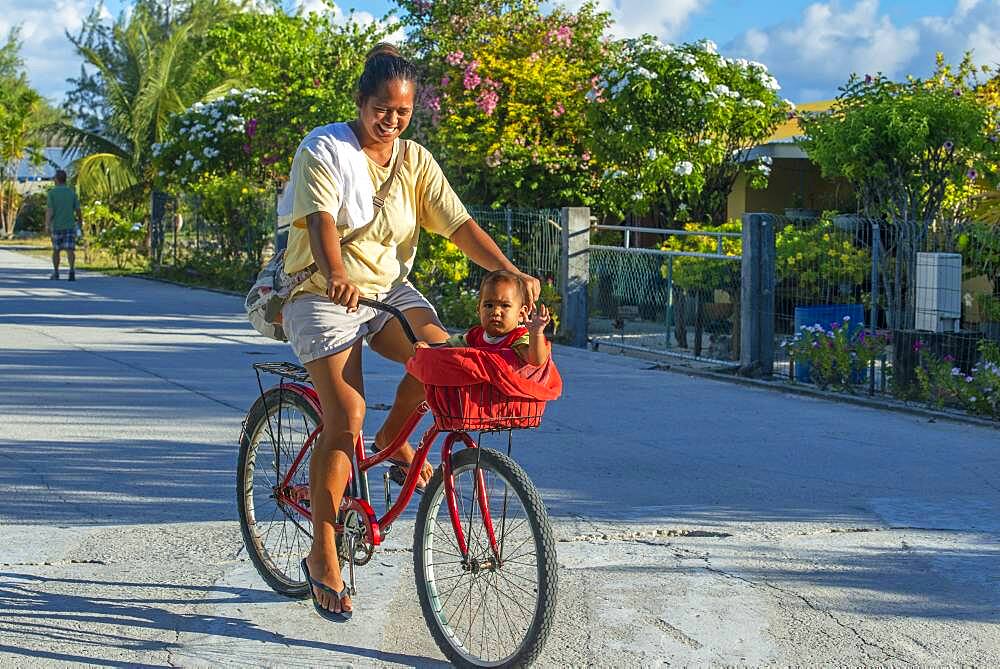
281 282 442 364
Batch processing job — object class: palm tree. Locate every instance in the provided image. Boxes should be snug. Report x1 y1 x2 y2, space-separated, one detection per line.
56 1 239 204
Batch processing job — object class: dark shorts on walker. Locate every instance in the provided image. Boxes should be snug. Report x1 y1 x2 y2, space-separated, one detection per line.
281 282 442 364
51 229 77 251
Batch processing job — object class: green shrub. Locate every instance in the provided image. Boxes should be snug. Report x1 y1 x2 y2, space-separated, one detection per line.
93 220 145 269
14 192 46 234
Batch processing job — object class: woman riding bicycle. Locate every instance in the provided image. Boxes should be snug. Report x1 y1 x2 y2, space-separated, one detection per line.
278 42 540 620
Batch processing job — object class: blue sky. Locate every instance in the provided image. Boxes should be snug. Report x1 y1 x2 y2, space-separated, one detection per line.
4 0 999 105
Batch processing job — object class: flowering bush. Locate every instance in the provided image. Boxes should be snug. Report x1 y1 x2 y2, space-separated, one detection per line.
801 54 1000 227
783 317 889 390
916 343 1000 419
588 36 791 221
153 89 271 186
775 214 870 304
400 0 611 208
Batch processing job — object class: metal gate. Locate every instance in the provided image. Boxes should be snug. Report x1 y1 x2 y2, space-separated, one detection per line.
588 225 742 363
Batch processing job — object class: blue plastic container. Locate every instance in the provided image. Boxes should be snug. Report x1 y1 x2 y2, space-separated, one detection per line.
792 304 866 383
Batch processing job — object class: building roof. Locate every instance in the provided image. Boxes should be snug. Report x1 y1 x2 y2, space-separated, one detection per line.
11 147 75 182
763 100 834 144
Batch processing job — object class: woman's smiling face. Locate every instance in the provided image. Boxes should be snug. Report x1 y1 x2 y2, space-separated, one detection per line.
357 79 415 146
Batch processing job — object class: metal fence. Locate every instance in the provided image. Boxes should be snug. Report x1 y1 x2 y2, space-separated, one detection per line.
588 225 742 363
149 188 277 291
765 213 995 394
463 207 562 292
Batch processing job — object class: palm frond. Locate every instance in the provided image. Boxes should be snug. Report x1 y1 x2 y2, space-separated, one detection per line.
73 152 138 200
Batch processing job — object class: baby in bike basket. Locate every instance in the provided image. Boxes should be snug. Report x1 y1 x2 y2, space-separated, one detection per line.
424 269 552 365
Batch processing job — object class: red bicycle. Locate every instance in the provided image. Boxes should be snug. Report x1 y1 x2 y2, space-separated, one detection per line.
237 298 558 668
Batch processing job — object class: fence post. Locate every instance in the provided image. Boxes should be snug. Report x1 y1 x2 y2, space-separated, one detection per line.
740 213 776 376
560 207 590 348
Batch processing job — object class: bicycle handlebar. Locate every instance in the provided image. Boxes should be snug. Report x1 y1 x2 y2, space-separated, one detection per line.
357 297 419 345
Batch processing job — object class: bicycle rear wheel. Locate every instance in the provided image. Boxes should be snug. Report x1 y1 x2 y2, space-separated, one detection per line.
413 447 557 668
237 387 317 598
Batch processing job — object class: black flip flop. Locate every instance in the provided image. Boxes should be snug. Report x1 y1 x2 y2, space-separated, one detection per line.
301 559 352 622
371 443 427 493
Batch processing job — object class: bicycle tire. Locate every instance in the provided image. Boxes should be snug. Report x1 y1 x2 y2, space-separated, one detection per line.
413 447 558 668
237 387 318 598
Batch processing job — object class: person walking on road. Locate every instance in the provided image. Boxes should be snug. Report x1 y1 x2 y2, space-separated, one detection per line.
45 169 82 281
279 42 540 621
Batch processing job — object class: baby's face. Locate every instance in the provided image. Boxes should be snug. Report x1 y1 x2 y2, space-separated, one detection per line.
479 281 526 337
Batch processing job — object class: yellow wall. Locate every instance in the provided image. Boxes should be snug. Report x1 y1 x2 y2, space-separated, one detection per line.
727 157 854 220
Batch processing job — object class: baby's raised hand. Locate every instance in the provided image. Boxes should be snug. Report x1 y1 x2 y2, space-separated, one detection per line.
526 303 551 333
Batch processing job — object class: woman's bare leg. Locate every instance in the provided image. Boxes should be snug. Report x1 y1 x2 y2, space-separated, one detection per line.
369 307 448 486
303 341 365 614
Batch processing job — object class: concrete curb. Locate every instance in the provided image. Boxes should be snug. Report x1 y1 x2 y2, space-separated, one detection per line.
123 272 245 298
649 356 1000 431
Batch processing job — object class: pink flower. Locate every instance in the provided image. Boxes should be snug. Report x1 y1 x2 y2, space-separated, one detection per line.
463 60 481 90
476 89 499 115
245 118 258 139
413 0 431 13
440 75 451 87
913 339 924 352
552 102 565 117
261 155 278 166
968 168 979 180
581 151 591 161
864 74 873 84
313 78 322 88
445 51 465 66
546 25 573 47
242 143 252 155
426 94 441 112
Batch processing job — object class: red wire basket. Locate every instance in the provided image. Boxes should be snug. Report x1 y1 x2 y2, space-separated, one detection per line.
425 381 547 431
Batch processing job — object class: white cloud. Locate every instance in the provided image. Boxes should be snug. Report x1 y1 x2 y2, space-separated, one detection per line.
0 0 100 102
726 0 1000 103
563 0 704 41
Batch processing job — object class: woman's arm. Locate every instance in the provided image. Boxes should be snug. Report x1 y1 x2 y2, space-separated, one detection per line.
306 211 360 310
449 218 541 305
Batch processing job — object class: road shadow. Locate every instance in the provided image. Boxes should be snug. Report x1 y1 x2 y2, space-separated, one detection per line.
0 571 448 668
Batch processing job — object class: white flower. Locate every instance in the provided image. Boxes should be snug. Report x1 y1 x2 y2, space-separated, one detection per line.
677 203 688 211
677 52 696 66
674 161 694 176
761 156 773 165
191 102 205 112
698 138 712 147
229 88 240 96
783 98 796 110
633 191 643 200
635 66 657 80
175 159 182 166
688 68 709 85
748 99 766 108
158 170 165 177
699 39 718 55
191 159 202 171
647 148 658 160
713 84 731 97
151 143 161 155
761 74 781 91
624 124 633 132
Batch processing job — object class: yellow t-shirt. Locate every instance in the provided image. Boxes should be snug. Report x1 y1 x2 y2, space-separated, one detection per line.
283 137 469 297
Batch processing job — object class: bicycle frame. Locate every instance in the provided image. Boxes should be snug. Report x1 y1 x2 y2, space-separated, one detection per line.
267 380 500 562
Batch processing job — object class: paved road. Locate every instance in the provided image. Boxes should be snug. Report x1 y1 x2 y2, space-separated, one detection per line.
1 248 998 667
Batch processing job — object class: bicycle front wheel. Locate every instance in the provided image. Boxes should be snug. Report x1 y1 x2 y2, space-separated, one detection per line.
414 447 557 668
237 387 317 598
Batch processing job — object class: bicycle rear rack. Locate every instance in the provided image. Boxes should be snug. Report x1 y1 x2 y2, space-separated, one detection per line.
253 361 311 384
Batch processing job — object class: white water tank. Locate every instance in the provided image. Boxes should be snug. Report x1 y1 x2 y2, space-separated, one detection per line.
914 252 962 332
